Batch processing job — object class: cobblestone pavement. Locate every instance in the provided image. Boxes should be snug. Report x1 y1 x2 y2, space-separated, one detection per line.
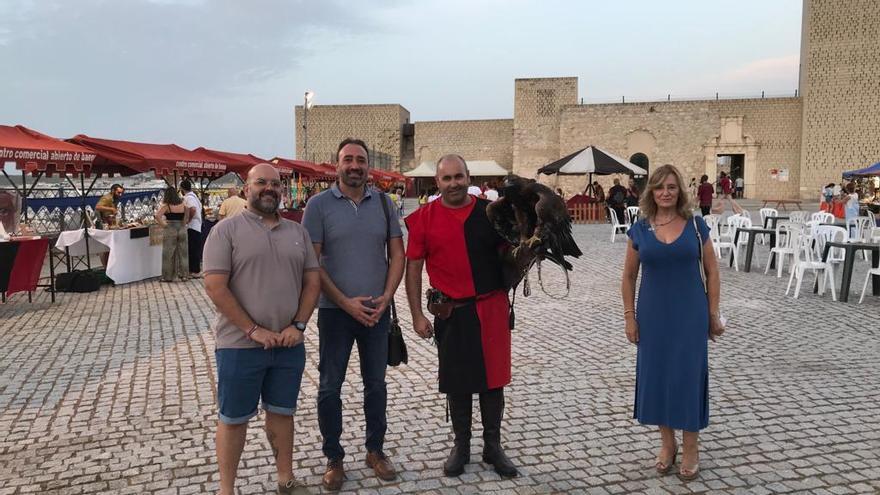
2 220 879 494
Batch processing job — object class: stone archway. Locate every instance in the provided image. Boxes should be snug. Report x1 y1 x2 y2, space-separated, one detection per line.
629 152 649 190
702 117 759 199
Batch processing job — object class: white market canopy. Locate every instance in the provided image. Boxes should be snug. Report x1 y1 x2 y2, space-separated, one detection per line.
404 160 510 177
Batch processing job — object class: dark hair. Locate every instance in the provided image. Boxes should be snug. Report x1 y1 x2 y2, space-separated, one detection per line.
336 138 369 163
163 186 182 205
180 179 193 192
700 174 709 183
110 183 124 193
845 182 855 194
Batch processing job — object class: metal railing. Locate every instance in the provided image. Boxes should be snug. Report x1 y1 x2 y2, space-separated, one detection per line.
578 89 800 105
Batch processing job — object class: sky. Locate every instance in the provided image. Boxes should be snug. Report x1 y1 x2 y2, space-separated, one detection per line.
0 0 803 160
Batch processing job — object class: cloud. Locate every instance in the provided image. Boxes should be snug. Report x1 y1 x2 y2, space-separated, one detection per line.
0 0 401 153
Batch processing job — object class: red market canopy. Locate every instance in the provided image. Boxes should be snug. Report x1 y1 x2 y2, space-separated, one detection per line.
272 157 336 180
194 147 268 178
69 134 233 178
0 125 100 175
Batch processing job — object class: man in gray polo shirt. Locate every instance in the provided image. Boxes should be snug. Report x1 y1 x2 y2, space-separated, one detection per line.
302 138 404 492
204 163 320 495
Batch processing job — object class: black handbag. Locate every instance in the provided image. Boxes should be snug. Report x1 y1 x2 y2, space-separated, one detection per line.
380 192 408 366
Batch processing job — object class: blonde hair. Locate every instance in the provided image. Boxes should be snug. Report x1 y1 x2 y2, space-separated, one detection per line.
638 164 692 220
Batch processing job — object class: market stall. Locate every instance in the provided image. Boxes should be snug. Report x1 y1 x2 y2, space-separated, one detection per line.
55 227 160 285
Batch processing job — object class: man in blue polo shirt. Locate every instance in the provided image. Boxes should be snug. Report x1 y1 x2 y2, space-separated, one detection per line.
302 138 405 492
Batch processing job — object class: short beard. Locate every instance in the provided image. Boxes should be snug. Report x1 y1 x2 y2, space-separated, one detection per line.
340 172 366 188
249 192 279 214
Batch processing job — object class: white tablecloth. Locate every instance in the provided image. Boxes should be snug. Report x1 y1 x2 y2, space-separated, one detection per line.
55 228 162 284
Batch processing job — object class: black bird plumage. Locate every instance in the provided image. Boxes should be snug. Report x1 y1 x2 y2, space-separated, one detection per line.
486 175 583 271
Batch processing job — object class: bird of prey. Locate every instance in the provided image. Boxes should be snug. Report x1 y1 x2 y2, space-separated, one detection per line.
486 175 583 272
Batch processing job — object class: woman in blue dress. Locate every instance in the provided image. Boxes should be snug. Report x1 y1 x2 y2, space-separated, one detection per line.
621 164 725 481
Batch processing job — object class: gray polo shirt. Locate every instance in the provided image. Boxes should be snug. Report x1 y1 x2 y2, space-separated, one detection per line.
203 209 320 349
302 183 402 309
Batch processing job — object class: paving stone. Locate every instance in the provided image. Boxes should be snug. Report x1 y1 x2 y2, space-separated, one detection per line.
1 220 879 493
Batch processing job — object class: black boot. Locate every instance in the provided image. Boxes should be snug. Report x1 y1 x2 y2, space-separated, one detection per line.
479 388 519 478
443 393 472 477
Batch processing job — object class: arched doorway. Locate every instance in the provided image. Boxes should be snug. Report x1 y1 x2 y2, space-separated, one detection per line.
629 153 649 191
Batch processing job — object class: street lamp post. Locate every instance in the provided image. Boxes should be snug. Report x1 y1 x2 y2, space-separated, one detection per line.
303 90 314 161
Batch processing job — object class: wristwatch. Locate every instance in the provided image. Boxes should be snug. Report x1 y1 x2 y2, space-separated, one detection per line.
293 321 307 332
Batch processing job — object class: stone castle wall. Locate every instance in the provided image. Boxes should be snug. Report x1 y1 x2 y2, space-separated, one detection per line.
412 119 513 171
294 104 409 168
542 98 803 200
799 0 880 198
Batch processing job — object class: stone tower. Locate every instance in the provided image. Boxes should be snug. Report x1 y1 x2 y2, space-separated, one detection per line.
798 0 880 198
512 77 578 177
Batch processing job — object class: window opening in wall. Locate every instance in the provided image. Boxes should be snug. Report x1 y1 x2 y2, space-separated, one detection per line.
536 89 556 117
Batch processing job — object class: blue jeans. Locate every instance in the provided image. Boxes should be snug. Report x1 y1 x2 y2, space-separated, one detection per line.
317 308 389 460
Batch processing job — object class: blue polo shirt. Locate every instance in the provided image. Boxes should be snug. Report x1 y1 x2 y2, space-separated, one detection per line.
302 183 403 309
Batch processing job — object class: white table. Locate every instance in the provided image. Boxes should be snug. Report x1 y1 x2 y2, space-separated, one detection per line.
55 228 161 284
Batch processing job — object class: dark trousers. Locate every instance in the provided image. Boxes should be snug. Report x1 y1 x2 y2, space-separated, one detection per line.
186 228 202 274
700 205 711 216
317 308 389 460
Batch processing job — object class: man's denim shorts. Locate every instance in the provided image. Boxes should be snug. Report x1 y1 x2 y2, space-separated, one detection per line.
215 345 306 425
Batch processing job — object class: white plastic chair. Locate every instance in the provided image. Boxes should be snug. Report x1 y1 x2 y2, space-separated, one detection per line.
811 211 835 224
789 211 808 225
867 210 880 243
719 214 743 243
625 206 640 226
703 214 720 233
759 207 778 244
846 217 872 258
733 217 753 260
609 208 629 242
709 217 739 270
814 225 848 265
786 233 837 300
858 266 880 304
764 224 799 277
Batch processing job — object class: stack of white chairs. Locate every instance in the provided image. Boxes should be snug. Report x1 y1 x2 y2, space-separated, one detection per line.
786 232 837 300
764 223 799 277
759 207 778 244
608 208 629 242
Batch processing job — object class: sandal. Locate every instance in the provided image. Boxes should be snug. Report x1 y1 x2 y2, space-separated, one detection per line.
655 443 678 475
677 453 699 481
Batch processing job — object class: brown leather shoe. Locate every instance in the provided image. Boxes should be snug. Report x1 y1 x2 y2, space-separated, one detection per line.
321 459 344 492
365 451 398 481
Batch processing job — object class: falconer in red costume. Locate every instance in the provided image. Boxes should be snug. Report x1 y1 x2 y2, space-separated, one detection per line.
404 154 518 479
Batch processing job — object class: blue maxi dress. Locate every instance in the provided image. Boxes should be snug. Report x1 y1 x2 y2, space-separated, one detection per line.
627 216 710 432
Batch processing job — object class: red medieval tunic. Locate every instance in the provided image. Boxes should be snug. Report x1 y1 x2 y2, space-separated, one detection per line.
405 196 511 394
